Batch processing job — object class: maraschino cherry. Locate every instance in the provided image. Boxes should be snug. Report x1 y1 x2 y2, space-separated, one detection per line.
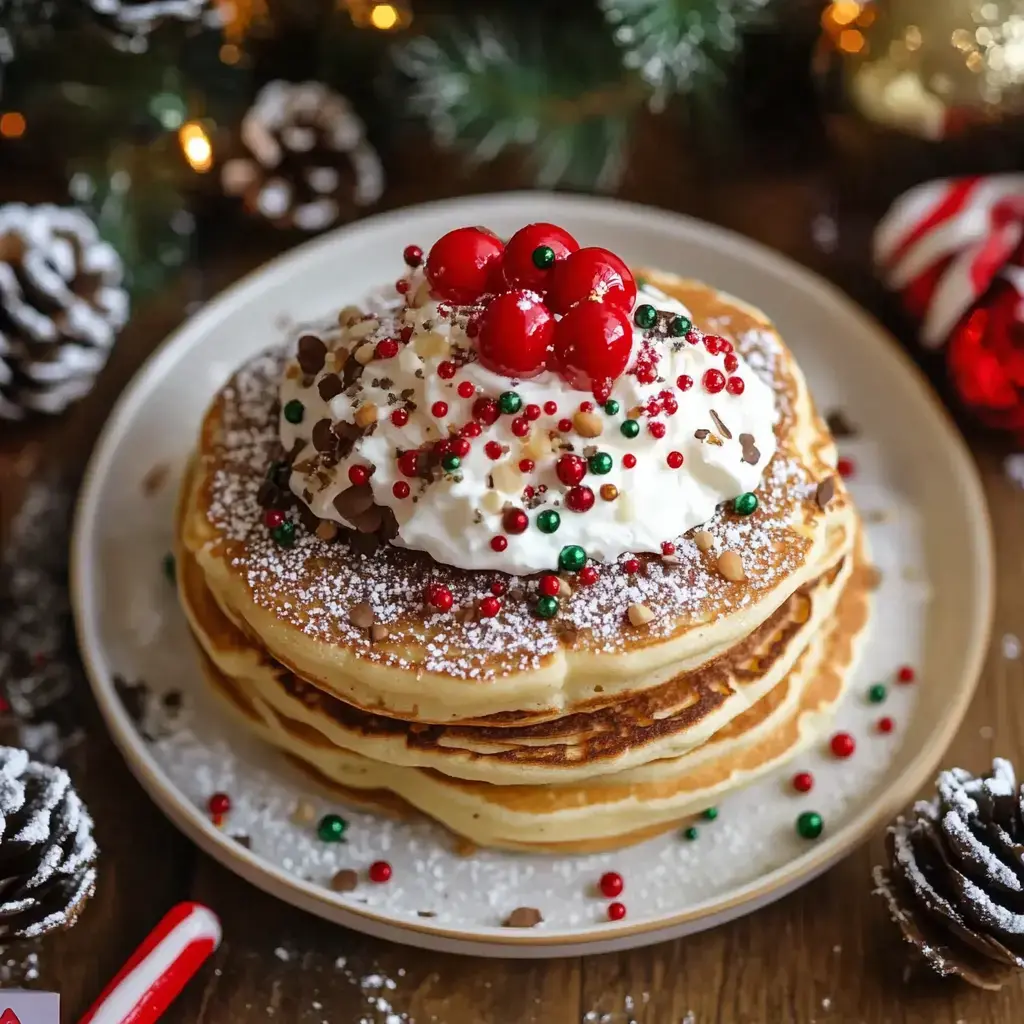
548 247 637 315
553 301 632 393
501 223 579 294
478 289 554 378
425 227 504 304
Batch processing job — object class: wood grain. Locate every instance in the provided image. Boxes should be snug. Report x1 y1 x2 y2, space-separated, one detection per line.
3 143 1024 1024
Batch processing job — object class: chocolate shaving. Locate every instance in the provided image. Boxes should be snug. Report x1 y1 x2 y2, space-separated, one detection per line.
709 409 732 440
504 907 543 928
350 504 383 534
826 410 858 439
256 480 282 508
739 433 760 465
333 484 375 520
233 834 252 850
330 869 359 892
297 334 327 375
694 429 709 441
312 418 337 454
816 476 836 509
318 373 344 401
342 354 364 388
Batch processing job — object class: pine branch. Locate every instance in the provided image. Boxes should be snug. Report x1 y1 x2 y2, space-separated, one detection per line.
394 15 646 192
600 0 776 110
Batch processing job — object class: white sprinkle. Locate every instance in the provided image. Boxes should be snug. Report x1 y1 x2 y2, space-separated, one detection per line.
1002 634 1021 660
1005 454 1024 489
273 946 291 962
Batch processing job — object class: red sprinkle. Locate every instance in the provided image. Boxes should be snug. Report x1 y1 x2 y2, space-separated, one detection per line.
479 596 501 618
403 244 423 267
438 361 456 380
676 374 693 392
473 397 500 425
579 566 599 586
624 558 640 575
703 369 726 394
503 508 529 534
566 486 595 513
556 454 587 487
460 421 482 438
491 580 507 596
392 481 410 499
579 401 594 413
426 584 453 612
648 421 666 439
431 401 449 418
484 441 504 460
263 509 285 529
663 398 678 415
877 716 895 734
837 456 855 478
490 536 508 553
451 437 471 458
523 486 535 500
792 771 814 793
519 459 535 473
525 403 541 421
666 451 684 469
607 902 626 922
368 861 392 884
397 451 421 477
897 665 915 684
726 376 745 396
724 353 739 372
348 465 371 486
539 575 561 597
511 416 530 437
558 418 574 432
661 541 676 556
544 401 558 415
208 792 231 817
599 872 624 898
390 408 409 427
400 325 413 344
395 279 409 295
433 439 452 456
622 454 637 469
457 381 475 399
830 732 855 759
376 338 399 360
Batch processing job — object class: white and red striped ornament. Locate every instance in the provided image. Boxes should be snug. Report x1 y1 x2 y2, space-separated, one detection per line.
875 175 1024 347
78 902 221 1024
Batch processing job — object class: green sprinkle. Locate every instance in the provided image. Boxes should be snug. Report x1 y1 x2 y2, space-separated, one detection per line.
620 419 640 439
669 315 692 338
442 454 461 473
558 544 587 572
634 304 657 330
536 595 559 619
635 275 648 289
868 683 887 704
537 510 561 534
797 811 823 840
272 521 296 547
603 400 620 416
283 399 304 424
733 492 758 516
498 391 522 415
531 244 556 270
162 552 176 583
588 452 613 475
684 826 699 841
317 813 348 842
702 807 719 821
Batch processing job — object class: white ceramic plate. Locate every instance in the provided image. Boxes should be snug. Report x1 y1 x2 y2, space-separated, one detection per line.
71 193 993 957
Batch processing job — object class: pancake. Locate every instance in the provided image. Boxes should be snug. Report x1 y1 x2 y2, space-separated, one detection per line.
181 274 853 723
196 547 871 853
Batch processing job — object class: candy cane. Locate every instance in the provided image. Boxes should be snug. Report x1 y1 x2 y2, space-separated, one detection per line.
78 902 221 1024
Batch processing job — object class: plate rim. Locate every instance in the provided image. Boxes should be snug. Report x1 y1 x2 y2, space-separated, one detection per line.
70 190 995 953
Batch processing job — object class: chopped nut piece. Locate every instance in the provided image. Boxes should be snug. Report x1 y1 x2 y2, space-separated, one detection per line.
627 603 654 626
504 907 543 928
354 402 379 428
492 460 524 495
717 550 746 582
353 343 377 365
346 318 380 341
315 520 339 542
290 800 316 825
349 602 375 628
693 530 714 552
370 624 390 642
413 331 450 359
573 411 603 437
338 305 363 327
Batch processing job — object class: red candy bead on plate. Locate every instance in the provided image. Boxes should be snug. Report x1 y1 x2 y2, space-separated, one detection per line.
390 408 409 427
726 376 745 396
599 872 624 898
403 244 423 268
451 438 471 458
553 302 632 392
425 227 504 304
392 481 410 499
368 860 392 884
398 450 422 478
457 381 476 399
500 223 579 293
607 902 626 922
878 716 895 734
208 792 231 817
897 665 915 684
263 509 284 529
348 465 371 486
478 290 554 379
548 247 637 314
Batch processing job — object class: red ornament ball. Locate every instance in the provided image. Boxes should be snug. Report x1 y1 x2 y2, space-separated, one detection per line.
392 481 411 499
375 338 399 360
263 508 285 529
676 374 693 392
437 361 456 380
395 277 409 293
556 454 587 486
792 771 814 793
368 860 393 884
478 289 554 378
897 665 916 684
426 583 454 612
398 450 422 478
599 871 624 898
830 732 856 759
548 247 637 315
457 381 476 399
544 400 558 415
622 453 636 469
726 376 745 396
607 902 627 922
425 226 504 303
623 558 640 574
525 403 541 421
491 580 507 596
473 396 501 425
490 535 508 553
403 244 423 267
666 451 684 469
433 438 451 456
348 464 370 486
566 486 595 512
484 440 504 460
432 401 449 419
390 408 409 427
208 792 231 817
877 716 895 734
663 397 678 415
539 574 561 597
480 596 501 618
451 437 472 458
503 508 529 534
500 223 579 293
661 541 676 555
519 458 535 473
510 416 530 437
648 421 666 439
553 301 633 392
558 417 574 432
703 369 725 394
579 565 599 586
460 421 482 438
724 353 739 373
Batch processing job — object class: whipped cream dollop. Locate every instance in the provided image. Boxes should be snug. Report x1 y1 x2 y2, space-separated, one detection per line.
280 268 777 575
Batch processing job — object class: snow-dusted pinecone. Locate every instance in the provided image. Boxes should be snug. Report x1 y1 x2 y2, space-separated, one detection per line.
221 80 385 233
0 747 97 939
874 758 1024 990
0 203 129 420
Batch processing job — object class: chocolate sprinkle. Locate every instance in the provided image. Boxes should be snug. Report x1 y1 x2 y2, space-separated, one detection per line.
297 334 327 375
330 868 359 892
816 476 836 509
826 410 858 439
709 409 732 440
739 433 760 466
694 429 709 441
504 907 543 928
311 418 337 454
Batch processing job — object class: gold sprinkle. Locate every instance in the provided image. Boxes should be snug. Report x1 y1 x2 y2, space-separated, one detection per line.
600 483 619 502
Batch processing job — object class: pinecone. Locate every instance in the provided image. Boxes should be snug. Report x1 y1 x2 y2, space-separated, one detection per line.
0 747 97 939
873 758 1024 990
221 81 385 233
0 203 129 421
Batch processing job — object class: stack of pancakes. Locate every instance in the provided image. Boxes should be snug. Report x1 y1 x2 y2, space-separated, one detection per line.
177 272 870 853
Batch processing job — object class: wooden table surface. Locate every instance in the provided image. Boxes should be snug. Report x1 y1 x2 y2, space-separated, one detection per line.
2 125 1024 1024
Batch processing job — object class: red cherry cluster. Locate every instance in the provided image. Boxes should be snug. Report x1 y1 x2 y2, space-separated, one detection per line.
424 224 638 396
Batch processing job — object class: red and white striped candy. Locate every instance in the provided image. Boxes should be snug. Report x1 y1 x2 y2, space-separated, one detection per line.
875 175 1024 347
78 902 221 1024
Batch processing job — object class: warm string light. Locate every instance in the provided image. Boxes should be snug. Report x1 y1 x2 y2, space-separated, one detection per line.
0 112 26 138
212 0 268 42
179 121 213 173
821 0 874 54
343 0 411 31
